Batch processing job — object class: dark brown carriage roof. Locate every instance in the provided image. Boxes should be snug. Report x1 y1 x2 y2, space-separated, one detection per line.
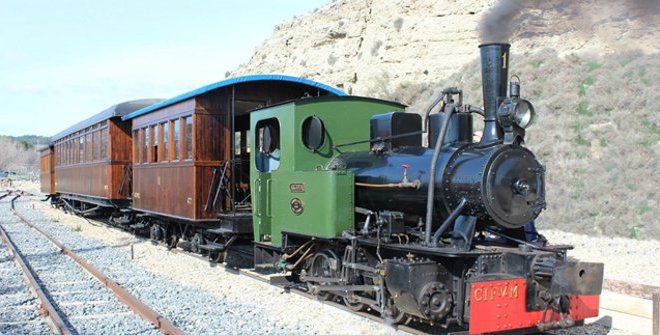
51 99 163 142
121 74 346 121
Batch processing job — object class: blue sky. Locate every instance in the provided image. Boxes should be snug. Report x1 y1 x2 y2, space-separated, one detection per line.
0 1 330 137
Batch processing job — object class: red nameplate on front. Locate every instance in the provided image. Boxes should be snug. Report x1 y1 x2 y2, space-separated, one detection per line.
469 278 599 334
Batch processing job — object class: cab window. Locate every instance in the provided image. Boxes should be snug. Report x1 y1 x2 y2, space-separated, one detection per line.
255 118 280 172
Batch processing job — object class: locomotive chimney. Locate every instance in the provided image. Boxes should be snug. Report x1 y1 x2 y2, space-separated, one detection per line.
479 43 510 144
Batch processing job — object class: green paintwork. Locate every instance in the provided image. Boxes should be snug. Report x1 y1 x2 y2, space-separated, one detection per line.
271 170 354 246
253 173 272 240
250 96 406 246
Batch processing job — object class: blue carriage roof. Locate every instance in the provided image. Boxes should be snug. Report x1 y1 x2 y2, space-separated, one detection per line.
121 74 346 121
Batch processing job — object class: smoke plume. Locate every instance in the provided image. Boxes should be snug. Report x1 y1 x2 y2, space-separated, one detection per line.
478 0 660 44
478 0 524 44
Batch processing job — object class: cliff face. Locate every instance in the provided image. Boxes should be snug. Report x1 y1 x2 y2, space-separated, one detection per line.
231 0 484 96
230 0 660 239
230 0 659 100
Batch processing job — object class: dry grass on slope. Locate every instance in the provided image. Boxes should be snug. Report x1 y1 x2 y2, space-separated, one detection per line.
367 49 660 240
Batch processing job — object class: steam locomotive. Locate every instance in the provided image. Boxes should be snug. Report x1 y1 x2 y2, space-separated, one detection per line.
40 43 603 334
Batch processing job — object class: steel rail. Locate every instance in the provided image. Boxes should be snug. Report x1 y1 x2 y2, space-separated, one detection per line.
11 194 21 210
10 207 187 335
0 190 12 200
0 219 71 335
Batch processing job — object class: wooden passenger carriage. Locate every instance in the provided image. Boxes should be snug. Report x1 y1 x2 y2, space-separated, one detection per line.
121 75 345 225
50 99 162 210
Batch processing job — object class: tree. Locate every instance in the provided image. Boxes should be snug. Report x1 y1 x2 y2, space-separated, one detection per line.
0 136 39 177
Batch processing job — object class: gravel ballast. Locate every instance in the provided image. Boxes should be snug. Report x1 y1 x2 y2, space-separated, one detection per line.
0 198 160 335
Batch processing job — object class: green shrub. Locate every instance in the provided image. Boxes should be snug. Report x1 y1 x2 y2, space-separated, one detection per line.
577 100 591 116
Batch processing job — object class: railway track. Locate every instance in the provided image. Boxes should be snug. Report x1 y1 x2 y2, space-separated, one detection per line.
0 235 52 334
0 193 186 335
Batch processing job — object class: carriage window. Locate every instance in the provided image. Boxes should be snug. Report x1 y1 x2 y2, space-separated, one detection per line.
94 130 100 161
79 136 84 163
143 127 149 164
185 116 192 160
235 131 241 155
97 130 102 161
255 118 280 172
245 130 250 154
234 130 249 155
151 125 158 163
173 119 180 160
246 130 250 153
162 122 169 162
86 132 92 162
132 130 139 163
73 136 76 163
92 130 97 161
100 128 108 160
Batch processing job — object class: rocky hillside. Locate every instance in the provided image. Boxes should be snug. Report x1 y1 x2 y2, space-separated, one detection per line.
230 0 660 239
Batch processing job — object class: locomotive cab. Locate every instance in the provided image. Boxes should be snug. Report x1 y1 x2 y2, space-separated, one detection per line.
250 96 406 247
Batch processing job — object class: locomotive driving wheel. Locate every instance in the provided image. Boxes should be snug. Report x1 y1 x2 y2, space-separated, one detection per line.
307 250 340 301
384 305 407 325
343 293 366 311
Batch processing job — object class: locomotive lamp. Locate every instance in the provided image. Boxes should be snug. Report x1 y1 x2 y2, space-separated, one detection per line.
497 98 535 128
508 77 536 128
497 77 536 143
511 99 535 128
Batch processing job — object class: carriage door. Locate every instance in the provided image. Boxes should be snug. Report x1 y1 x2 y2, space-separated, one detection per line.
253 118 281 242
